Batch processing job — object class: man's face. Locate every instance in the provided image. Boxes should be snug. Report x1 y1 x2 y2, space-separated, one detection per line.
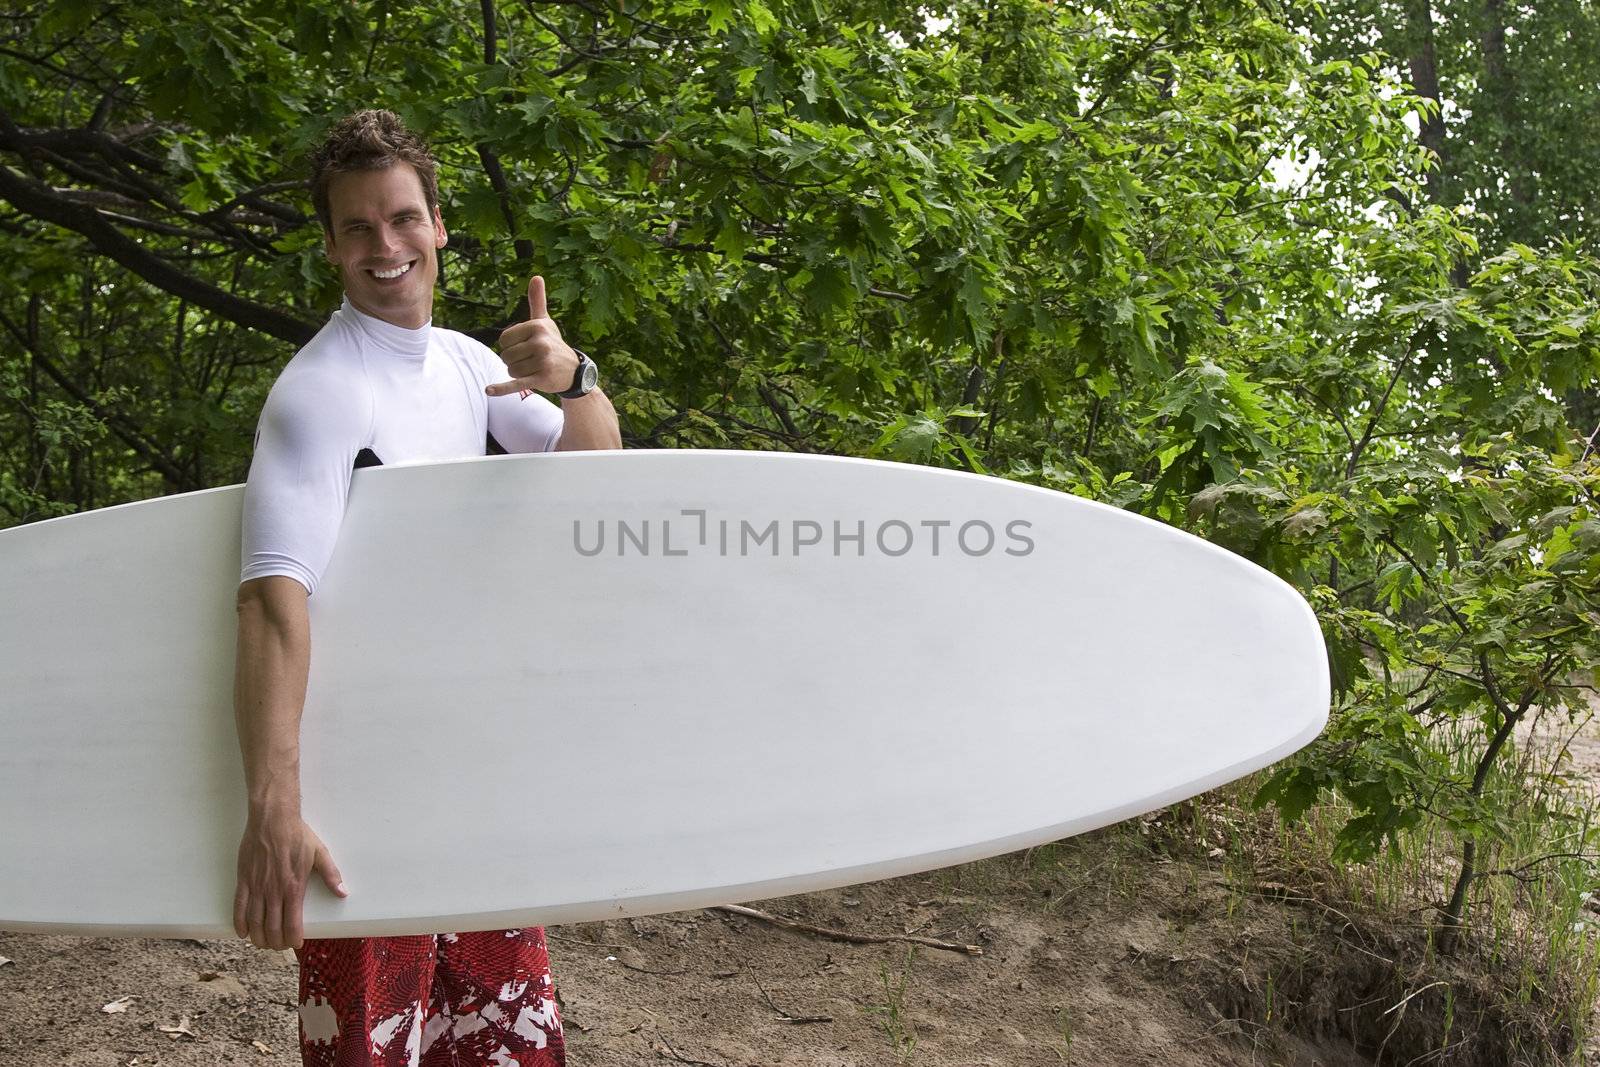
323 165 447 330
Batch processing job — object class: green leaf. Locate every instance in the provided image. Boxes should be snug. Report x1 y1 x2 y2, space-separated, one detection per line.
1253 766 1324 822
706 0 735 33
1542 524 1576 566
746 0 779 37
874 414 939 462
801 263 853 317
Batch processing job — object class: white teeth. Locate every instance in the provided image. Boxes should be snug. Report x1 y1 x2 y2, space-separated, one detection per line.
372 262 412 279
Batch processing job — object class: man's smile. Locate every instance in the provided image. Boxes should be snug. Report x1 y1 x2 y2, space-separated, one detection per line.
368 261 415 280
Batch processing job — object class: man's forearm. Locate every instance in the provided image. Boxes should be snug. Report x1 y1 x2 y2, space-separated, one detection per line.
556 387 622 451
233 576 312 813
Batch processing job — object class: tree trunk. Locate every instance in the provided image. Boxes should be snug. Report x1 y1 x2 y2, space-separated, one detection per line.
1407 0 1449 203
1406 0 1471 286
1437 665 1535 955
26 293 42 505
1480 0 1535 210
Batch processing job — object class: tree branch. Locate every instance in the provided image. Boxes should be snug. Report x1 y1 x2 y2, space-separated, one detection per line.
1346 339 1416 479
1380 533 1470 634
0 164 315 345
0 306 193 489
478 0 537 291
711 904 982 956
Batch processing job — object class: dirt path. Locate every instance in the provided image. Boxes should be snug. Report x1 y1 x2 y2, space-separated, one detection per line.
2 833 1379 1067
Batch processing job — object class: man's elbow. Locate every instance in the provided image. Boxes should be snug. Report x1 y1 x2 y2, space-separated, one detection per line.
237 575 311 631
554 426 623 452
565 432 624 452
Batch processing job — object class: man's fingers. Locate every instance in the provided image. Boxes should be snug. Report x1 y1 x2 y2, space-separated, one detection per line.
504 354 550 381
528 274 548 320
262 896 285 951
233 886 249 940
497 319 534 349
246 893 267 948
314 843 348 898
486 377 537 398
283 894 304 951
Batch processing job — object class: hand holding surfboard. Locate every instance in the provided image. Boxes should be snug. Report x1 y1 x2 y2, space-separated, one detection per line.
233 809 347 950
487 275 579 397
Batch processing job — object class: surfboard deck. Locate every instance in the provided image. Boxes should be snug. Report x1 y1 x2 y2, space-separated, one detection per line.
0 450 1328 937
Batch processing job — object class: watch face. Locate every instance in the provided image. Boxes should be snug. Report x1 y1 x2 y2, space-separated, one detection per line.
580 359 598 392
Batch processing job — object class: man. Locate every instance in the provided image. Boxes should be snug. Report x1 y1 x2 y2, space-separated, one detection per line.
233 109 620 1067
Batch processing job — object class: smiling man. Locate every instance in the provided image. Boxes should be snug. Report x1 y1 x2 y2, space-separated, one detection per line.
233 109 619 1067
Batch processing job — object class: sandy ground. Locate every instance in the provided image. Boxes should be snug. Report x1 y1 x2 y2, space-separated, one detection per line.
2 828 1381 1067
1521 695 1600 794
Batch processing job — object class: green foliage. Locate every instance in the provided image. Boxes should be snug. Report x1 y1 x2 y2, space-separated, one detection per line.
1299 0 1600 256
1248 439 1600 856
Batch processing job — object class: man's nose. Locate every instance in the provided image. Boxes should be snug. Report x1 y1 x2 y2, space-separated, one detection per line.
372 223 402 256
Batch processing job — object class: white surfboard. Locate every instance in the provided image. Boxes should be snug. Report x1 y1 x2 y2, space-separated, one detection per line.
0 450 1327 937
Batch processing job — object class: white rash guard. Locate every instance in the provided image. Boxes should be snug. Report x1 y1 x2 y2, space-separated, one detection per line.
240 297 564 595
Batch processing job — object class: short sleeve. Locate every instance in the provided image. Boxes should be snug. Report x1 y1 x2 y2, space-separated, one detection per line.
487 389 565 453
474 340 564 453
239 360 373 596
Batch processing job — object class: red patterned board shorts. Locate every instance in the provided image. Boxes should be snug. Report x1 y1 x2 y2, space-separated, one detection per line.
294 927 565 1066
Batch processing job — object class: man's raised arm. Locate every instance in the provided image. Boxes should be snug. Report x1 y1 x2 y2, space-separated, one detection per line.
486 274 623 452
233 575 347 950
555 387 621 451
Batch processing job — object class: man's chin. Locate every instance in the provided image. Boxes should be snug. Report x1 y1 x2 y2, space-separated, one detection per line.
348 290 431 329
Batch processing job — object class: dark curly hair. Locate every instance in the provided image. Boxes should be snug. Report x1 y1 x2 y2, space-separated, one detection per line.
308 109 440 233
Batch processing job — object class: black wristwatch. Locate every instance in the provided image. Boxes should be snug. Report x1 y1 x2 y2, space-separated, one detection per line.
559 349 599 399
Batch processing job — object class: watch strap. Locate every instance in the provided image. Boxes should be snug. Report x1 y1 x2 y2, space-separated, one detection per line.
559 349 597 399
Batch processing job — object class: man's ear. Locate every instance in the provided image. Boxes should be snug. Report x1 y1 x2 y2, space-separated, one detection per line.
433 209 448 249
323 229 337 263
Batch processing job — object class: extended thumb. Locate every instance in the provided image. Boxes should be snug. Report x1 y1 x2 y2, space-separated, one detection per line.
527 275 548 319
314 844 348 897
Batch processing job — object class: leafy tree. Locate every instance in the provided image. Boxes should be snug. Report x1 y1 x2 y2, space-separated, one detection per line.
1293 0 1600 437
1296 0 1600 258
